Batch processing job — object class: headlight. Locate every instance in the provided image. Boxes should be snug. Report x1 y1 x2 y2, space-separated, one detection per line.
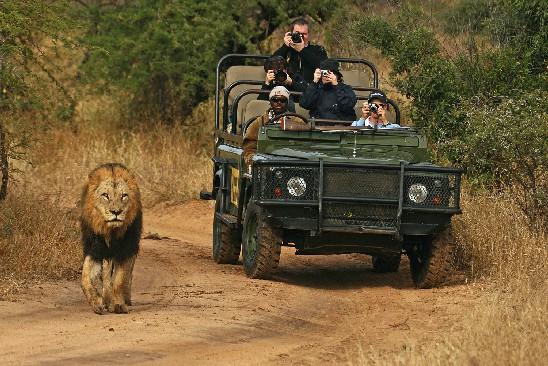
287 177 306 197
408 183 428 203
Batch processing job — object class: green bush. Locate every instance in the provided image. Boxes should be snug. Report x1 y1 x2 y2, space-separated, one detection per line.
77 0 341 124
455 91 547 230
349 0 547 229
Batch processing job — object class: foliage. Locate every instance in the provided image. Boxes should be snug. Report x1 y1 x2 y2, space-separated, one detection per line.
76 0 340 124
0 0 76 199
455 91 547 230
350 0 547 229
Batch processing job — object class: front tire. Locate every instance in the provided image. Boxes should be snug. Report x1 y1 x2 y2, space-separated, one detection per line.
212 190 240 264
242 201 282 278
407 226 454 288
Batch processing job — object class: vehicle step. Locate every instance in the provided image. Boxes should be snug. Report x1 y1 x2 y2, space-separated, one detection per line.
215 212 238 227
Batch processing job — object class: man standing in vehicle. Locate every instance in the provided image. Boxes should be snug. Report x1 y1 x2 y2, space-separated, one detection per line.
243 86 307 167
273 18 328 84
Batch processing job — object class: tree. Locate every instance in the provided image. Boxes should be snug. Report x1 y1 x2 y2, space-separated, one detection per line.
76 0 339 124
0 0 75 199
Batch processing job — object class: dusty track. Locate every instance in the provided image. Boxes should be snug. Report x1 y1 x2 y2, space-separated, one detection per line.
0 200 477 365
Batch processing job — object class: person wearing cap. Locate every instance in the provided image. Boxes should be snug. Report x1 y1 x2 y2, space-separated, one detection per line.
351 91 400 128
299 58 357 121
273 18 328 84
243 86 307 167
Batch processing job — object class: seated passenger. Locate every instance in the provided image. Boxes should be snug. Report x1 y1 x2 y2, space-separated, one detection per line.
351 91 400 128
258 56 307 111
299 58 357 121
243 86 307 167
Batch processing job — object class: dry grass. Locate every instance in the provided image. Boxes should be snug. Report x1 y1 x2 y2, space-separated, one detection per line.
0 96 214 296
0 192 81 299
349 189 548 365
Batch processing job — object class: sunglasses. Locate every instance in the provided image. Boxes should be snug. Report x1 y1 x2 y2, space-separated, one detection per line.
270 97 288 104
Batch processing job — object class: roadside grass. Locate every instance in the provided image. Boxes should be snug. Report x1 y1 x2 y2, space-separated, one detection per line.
0 192 81 299
0 98 213 297
349 190 548 365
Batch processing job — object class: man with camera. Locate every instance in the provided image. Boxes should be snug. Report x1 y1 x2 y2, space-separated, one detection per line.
351 91 400 128
273 18 328 84
299 59 357 121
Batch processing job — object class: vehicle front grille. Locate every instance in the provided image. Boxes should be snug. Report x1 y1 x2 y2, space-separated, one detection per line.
323 167 399 199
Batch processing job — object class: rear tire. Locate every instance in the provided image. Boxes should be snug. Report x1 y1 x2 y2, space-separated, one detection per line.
212 190 240 264
407 226 454 288
242 201 282 278
372 254 401 273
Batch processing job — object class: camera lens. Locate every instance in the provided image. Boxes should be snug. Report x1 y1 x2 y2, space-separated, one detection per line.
274 70 287 84
291 32 302 43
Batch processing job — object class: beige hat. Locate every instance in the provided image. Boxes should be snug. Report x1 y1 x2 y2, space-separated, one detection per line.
269 86 290 100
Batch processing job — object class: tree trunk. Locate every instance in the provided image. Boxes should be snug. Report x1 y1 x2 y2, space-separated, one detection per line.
0 121 8 200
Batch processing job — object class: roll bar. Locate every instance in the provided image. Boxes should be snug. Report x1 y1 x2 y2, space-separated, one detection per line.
215 54 381 130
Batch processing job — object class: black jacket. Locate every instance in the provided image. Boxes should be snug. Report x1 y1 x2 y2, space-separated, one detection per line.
299 82 357 121
273 43 328 83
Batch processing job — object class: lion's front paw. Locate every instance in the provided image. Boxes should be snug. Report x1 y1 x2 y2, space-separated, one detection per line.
113 303 129 314
91 301 108 315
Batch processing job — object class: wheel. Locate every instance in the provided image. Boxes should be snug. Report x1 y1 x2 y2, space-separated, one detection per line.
212 190 240 264
242 201 282 278
372 254 401 273
407 226 454 288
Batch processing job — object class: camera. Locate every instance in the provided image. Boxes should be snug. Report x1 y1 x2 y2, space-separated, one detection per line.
274 69 287 84
321 69 329 77
368 103 379 114
290 31 302 43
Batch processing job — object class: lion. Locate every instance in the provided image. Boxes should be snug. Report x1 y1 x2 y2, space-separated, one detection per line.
80 163 142 314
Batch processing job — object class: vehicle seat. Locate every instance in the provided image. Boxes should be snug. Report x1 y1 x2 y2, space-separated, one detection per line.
225 65 265 126
295 104 310 119
342 69 371 98
241 100 270 131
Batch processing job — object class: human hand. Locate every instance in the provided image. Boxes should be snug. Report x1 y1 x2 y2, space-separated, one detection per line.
285 74 293 86
265 70 275 85
313 68 321 83
360 102 370 119
283 32 292 47
326 71 338 85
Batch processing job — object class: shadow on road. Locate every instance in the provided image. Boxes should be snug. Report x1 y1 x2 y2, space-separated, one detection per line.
270 254 415 290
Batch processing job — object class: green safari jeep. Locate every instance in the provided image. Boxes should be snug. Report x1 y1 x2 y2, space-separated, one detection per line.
201 54 462 288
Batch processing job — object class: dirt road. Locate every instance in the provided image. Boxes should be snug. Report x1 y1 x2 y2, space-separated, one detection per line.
0 200 477 365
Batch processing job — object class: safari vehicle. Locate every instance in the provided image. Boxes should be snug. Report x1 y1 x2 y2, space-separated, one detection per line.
201 54 462 288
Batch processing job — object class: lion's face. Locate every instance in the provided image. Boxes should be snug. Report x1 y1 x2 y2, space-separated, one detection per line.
93 179 132 228
82 163 141 237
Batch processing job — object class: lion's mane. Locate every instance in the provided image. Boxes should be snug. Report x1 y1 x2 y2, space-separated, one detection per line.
80 163 142 261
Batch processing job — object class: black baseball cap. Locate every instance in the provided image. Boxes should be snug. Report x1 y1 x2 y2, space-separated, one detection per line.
319 58 340 72
368 91 387 104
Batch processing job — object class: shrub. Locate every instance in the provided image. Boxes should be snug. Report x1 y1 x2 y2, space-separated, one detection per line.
455 91 547 230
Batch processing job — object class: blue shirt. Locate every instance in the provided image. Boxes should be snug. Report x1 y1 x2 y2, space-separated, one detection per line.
351 117 400 128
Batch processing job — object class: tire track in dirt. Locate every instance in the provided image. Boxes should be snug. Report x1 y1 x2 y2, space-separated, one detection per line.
0 200 478 365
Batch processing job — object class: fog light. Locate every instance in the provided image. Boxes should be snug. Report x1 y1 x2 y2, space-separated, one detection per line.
408 183 428 203
287 177 306 197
